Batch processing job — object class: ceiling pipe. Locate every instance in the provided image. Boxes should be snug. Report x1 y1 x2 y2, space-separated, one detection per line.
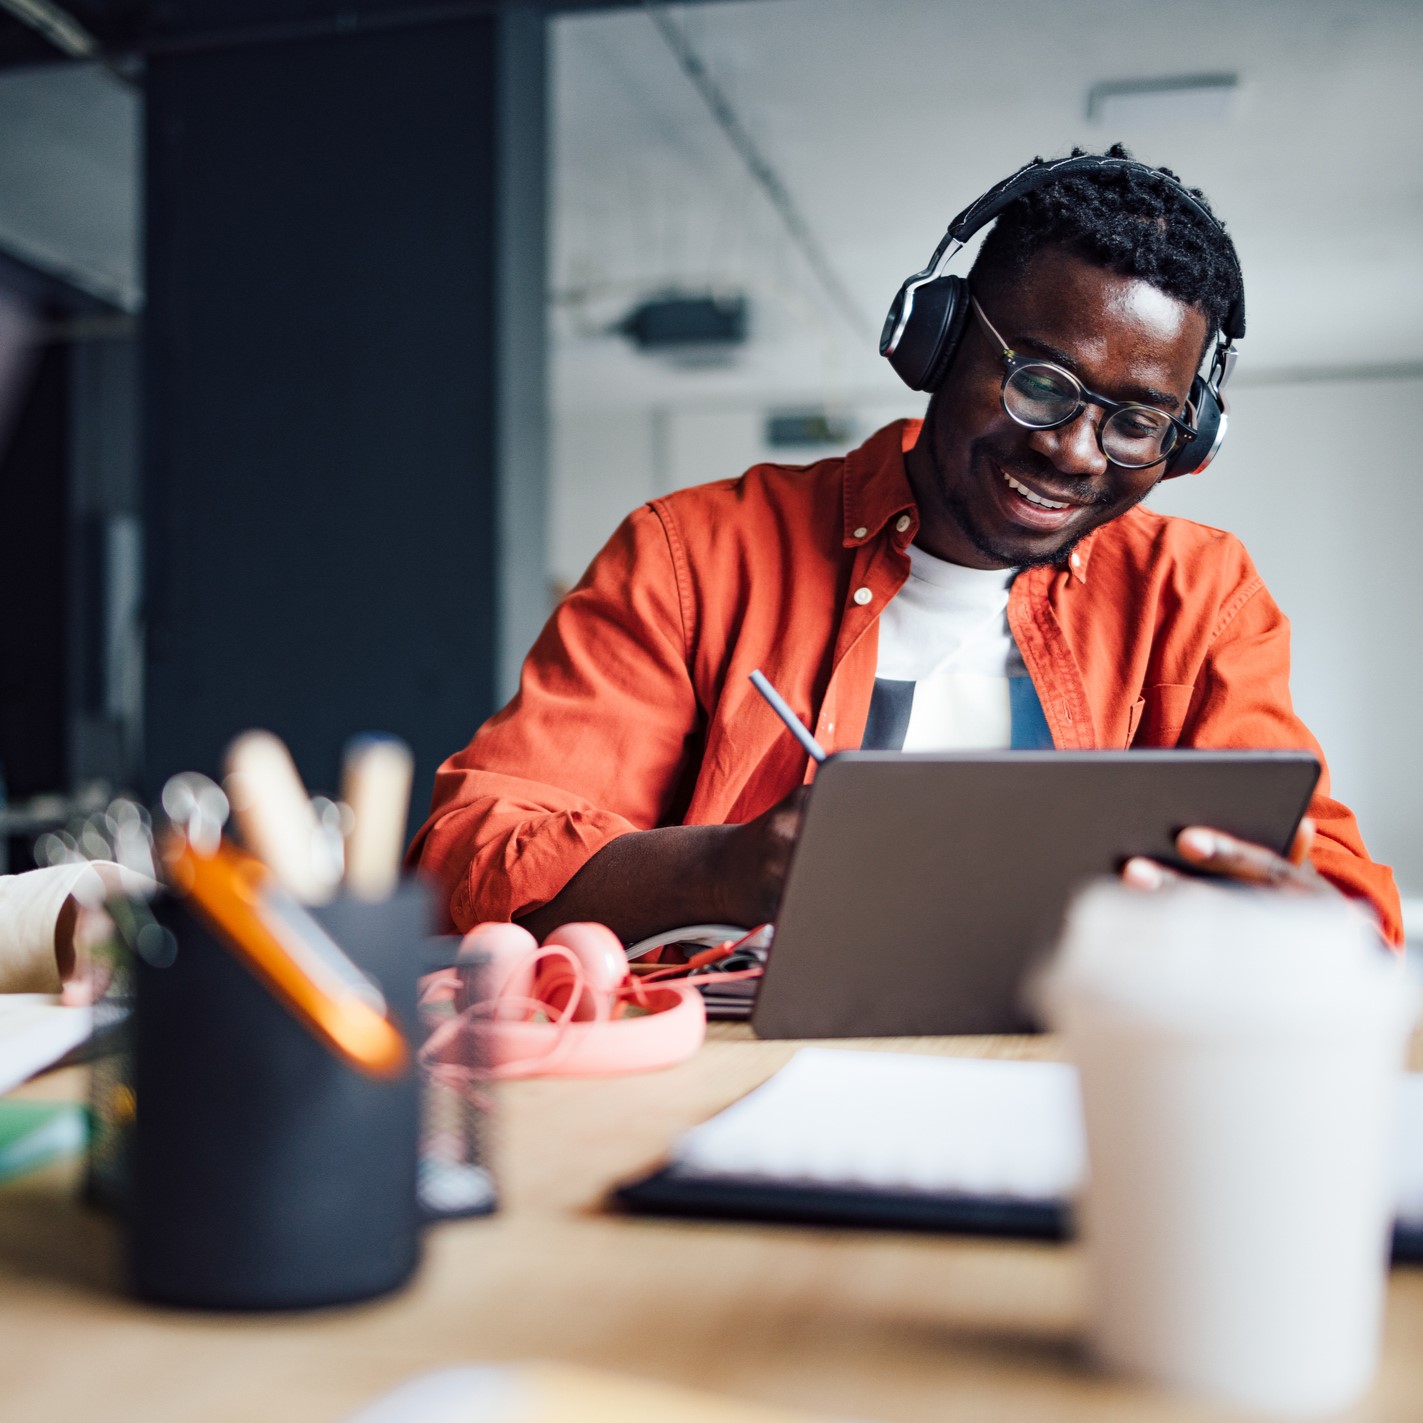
643 0 874 346
0 0 98 59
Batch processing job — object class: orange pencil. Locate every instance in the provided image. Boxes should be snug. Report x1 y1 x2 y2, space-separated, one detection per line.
161 829 408 1079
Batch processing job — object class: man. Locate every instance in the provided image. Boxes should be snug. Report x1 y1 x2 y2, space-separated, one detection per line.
410 148 1402 948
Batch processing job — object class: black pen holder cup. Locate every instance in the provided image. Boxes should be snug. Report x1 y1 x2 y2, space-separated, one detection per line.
122 884 428 1311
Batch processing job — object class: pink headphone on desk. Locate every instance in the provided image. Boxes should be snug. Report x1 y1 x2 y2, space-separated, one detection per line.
425 920 707 1079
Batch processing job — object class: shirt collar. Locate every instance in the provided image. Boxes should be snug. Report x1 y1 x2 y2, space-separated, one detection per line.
843 417 1093 583
842 419 920 550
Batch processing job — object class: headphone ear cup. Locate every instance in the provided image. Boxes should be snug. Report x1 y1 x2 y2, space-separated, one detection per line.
538 922 627 1021
884 275 970 392
920 276 973 392
1163 375 1226 478
458 922 540 1012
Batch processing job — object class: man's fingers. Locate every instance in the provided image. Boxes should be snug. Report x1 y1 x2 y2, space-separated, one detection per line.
1122 856 1182 891
1288 816 1316 867
1177 826 1321 891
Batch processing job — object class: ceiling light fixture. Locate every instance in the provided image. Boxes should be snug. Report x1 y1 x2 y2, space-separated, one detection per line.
766 411 857 450
617 293 749 368
1087 73 1239 128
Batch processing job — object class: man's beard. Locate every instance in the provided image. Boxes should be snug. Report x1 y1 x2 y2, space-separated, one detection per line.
937 446 1139 570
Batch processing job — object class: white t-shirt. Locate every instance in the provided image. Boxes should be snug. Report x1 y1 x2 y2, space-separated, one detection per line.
864 544 1051 752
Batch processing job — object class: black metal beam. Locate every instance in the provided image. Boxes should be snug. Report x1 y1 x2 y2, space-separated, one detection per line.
0 1 139 64
0 0 748 67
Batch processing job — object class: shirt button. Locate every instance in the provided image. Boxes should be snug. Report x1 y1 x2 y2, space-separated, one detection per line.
895 514 911 533
853 525 868 539
853 586 873 606
1070 553 1081 566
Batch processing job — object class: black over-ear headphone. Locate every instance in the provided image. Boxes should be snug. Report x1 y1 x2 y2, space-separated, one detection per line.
879 154 1245 479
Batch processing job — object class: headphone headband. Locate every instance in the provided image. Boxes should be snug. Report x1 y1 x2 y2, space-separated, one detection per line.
879 151 1245 479
942 155 1245 340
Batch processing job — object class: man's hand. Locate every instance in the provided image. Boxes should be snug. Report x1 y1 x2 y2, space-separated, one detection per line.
711 784 809 928
53 895 112 1006
517 784 810 945
1122 817 1333 896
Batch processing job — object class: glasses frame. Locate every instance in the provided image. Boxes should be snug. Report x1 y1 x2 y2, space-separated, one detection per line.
969 296 1198 470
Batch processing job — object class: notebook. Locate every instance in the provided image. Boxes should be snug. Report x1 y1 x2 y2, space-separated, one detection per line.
615 1048 1423 1258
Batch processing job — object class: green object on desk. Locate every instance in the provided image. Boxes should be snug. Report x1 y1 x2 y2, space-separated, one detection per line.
0 1102 87 1183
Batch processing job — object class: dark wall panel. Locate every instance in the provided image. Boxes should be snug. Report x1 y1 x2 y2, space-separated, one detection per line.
0 344 68 798
144 19 512 815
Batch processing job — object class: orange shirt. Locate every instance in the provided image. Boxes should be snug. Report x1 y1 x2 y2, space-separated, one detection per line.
410 420 1403 946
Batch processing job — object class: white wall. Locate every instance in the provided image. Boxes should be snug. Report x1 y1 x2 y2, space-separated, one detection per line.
553 378 1423 894
550 408 656 596
551 396 923 587
1150 376 1423 895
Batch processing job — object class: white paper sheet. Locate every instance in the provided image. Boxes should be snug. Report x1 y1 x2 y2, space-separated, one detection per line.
0 995 91 1095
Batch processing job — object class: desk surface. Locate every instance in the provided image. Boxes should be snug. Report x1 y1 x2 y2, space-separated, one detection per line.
5 1026 1423 1423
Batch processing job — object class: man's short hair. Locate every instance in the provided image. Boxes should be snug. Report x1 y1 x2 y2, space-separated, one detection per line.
968 143 1242 349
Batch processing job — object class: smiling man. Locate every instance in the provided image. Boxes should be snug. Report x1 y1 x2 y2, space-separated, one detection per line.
912 254 1206 571
411 148 1403 948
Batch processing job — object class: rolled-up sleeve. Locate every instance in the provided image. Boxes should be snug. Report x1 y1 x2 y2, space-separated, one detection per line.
0 865 91 993
408 504 702 930
1186 576 1404 945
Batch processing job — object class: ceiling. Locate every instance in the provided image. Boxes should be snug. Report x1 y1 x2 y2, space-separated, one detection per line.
551 0 1423 413
0 0 1418 411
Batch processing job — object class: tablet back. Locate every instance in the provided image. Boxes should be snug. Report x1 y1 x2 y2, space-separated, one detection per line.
750 750 1319 1040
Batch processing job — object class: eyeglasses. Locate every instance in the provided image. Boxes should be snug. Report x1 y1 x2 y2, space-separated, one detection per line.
970 296 1197 470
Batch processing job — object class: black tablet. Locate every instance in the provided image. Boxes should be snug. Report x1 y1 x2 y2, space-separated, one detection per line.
751 750 1320 1040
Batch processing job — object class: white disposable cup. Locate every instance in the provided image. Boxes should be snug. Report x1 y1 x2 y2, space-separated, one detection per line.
1040 880 1416 1417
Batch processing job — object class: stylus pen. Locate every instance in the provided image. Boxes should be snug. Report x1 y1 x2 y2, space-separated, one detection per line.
749 669 827 764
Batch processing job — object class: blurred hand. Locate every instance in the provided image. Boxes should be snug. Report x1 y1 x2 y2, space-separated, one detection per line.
53 862 149 1006
714 784 810 927
53 896 110 1006
1122 817 1334 897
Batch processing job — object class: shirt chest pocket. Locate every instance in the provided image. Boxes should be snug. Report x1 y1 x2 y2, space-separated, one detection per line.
1126 683 1197 748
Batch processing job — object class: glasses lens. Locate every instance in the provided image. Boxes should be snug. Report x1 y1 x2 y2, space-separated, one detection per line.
1003 363 1081 427
1101 407 1178 468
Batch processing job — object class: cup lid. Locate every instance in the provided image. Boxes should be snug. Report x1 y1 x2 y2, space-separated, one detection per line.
1035 879 1417 1041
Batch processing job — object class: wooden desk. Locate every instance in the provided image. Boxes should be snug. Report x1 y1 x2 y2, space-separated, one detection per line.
4 1027 1423 1423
